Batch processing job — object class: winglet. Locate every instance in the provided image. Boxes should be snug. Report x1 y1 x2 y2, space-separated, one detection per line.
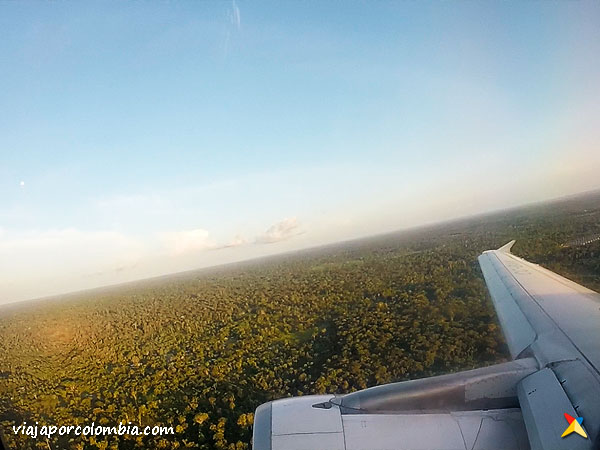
497 240 516 253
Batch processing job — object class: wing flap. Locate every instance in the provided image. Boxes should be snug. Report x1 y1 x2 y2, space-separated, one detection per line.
517 368 593 450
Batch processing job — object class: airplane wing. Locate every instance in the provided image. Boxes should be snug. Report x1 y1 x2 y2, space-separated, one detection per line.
478 240 600 366
253 242 600 450
478 242 600 450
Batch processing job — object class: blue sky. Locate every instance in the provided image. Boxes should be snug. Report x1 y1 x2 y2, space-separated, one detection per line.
1 1 599 303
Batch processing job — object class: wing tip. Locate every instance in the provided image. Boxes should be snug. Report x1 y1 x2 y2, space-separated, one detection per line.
497 240 516 253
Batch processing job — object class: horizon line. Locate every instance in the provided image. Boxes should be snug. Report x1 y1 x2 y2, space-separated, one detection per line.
2 186 599 309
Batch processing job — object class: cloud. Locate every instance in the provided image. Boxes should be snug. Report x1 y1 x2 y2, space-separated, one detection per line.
160 229 250 254
0 228 139 254
160 229 218 255
223 0 241 58
0 219 303 303
214 234 247 249
230 0 241 30
255 217 303 244
0 228 146 302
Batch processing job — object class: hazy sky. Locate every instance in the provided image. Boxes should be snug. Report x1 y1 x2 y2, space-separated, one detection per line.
1 1 599 303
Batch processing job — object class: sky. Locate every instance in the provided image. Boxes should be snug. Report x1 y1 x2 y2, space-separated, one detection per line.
1 1 599 304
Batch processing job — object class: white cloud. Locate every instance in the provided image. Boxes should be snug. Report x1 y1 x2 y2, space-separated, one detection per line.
218 234 247 249
160 229 217 255
0 228 146 303
0 225 257 303
255 217 303 244
0 228 138 253
223 0 241 58
230 0 241 30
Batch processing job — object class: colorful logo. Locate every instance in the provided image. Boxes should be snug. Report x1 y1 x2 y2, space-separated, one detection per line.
561 413 588 439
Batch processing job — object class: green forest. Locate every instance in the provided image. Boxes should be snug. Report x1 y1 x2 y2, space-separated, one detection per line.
1 191 599 450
